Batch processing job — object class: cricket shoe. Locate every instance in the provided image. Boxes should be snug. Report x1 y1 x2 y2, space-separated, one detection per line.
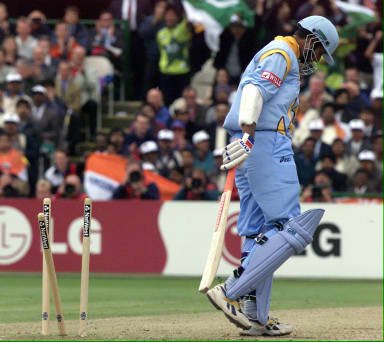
240 317 293 336
206 284 251 330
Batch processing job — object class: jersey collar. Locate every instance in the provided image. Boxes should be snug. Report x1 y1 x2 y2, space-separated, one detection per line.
274 36 300 59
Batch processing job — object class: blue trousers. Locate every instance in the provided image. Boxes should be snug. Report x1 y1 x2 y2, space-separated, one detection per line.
235 131 300 324
236 131 301 237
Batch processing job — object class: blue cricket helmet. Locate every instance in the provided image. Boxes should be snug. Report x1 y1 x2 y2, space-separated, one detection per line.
298 15 339 65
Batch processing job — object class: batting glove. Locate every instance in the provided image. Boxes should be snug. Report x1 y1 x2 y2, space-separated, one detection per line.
220 133 254 171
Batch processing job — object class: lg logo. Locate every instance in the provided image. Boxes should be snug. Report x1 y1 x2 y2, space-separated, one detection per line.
50 217 102 255
0 206 102 266
298 223 341 257
0 207 32 265
222 212 342 267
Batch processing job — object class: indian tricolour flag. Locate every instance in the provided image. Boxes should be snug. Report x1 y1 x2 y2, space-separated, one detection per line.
182 0 254 51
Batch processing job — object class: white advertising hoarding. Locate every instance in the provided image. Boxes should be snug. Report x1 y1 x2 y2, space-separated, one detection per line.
159 203 382 279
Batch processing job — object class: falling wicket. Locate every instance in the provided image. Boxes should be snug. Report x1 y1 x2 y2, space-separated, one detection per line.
38 212 66 336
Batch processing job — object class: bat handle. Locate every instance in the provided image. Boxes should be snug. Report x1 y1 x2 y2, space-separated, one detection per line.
224 168 236 192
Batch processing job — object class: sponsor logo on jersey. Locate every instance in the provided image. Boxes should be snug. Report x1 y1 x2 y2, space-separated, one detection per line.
261 71 282 87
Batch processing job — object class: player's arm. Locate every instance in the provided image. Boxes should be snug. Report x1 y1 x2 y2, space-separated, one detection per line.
221 53 288 170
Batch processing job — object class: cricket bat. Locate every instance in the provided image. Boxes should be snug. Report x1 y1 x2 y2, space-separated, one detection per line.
199 168 236 293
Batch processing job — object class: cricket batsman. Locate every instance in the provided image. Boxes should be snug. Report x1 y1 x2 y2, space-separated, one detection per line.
206 16 339 336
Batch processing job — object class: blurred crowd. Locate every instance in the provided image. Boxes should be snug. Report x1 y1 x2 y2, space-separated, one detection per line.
0 0 382 202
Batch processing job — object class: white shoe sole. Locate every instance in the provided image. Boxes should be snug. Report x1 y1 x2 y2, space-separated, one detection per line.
240 325 293 336
207 287 251 330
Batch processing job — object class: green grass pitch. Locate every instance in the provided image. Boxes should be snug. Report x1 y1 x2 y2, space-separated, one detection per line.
0 273 382 323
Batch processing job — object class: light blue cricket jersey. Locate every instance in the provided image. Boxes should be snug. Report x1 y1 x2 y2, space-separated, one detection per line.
223 36 301 139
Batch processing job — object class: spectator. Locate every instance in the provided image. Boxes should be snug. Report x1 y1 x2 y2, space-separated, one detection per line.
138 0 166 93
146 88 171 127
37 36 55 68
63 6 89 49
31 45 55 81
369 89 383 128
205 68 232 106
15 58 35 91
113 161 160 200
44 149 78 193
308 119 332 161
367 33 383 114
333 88 353 123
263 0 294 44
28 10 51 38
171 120 189 150
0 129 29 197
94 131 108 153
35 178 52 199
357 150 381 193
16 98 41 194
15 17 38 60
55 174 86 199
55 60 81 112
0 48 15 83
70 46 98 139
57 106 82 156
157 129 182 177
349 169 374 195
2 112 25 152
360 107 379 139
192 130 214 175
107 128 125 155
346 119 371 157
214 14 259 85
2 36 18 66
90 10 123 69
139 140 159 171
30 85 61 146
317 154 348 192
50 21 80 61
372 133 382 177
169 166 184 185
0 3 12 44
2 73 30 115
206 103 231 150
179 86 206 128
42 79 67 118
16 98 41 150
331 138 359 180
124 113 154 155
171 98 200 141
294 137 316 187
320 103 350 145
301 73 333 110
140 103 165 134
173 168 219 200
180 148 194 178
301 171 333 203
292 94 319 148
344 67 370 102
341 81 370 119
157 5 191 105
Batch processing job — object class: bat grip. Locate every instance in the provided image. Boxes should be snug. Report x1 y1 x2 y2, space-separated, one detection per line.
223 168 236 192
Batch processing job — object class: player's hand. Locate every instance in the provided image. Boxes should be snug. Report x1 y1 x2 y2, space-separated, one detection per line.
220 133 254 170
